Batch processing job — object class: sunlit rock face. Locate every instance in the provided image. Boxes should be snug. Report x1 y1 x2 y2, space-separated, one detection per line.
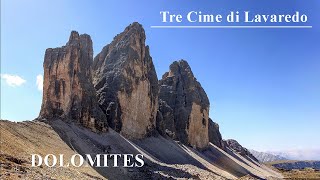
158 60 210 149
39 31 107 132
93 22 159 139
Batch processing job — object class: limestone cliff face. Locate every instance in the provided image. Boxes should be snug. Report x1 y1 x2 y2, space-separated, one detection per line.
208 119 223 148
39 31 107 132
93 22 159 139
158 60 209 149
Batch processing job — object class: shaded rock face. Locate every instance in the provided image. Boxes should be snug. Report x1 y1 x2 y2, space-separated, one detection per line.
158 60 209 149
224 139 258 161
93 22 159 139
39 31 107 132
156 100 175 138
224 139 248 155
208 119 223 148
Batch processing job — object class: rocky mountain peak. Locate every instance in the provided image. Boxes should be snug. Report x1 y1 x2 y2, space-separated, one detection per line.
124 22 145 35
158 59 210 149
39 31 107 132
107 22 146 57
92 23 158 139
167 60 193 77
67 31 80 44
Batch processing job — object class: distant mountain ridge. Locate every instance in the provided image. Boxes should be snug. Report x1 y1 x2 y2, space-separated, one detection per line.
249 149 287 162
249 149 320 164
270 149 320 161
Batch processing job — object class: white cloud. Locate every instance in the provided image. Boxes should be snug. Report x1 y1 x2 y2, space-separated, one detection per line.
1 74 26 87
270 149 320 160
36 74 43 91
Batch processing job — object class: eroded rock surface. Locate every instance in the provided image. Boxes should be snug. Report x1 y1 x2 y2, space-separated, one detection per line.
158 60 209 149
39 31 107 132
224 139 258 161
93 22 158 139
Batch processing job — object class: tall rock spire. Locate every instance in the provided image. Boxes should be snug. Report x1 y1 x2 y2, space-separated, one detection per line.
158 60 210 149
93 22 159 139
39 31 107 132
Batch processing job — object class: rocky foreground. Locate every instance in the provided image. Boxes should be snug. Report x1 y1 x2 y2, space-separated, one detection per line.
0 120 282 179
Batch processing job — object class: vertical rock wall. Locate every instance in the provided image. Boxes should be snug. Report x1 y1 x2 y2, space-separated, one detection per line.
158 60 209 149
208 119 223 148
39 31 107 132
93 22 159 139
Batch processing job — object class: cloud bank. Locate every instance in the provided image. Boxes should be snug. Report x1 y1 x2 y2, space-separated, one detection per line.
269 149 320 161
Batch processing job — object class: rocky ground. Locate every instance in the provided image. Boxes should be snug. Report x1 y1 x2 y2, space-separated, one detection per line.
0 120 104 180
0 120 283 180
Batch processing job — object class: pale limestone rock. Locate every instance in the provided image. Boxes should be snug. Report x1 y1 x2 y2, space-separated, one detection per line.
39 31 107 132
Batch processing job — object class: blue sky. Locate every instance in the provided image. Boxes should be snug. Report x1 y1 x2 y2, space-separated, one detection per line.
1 0 319 153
